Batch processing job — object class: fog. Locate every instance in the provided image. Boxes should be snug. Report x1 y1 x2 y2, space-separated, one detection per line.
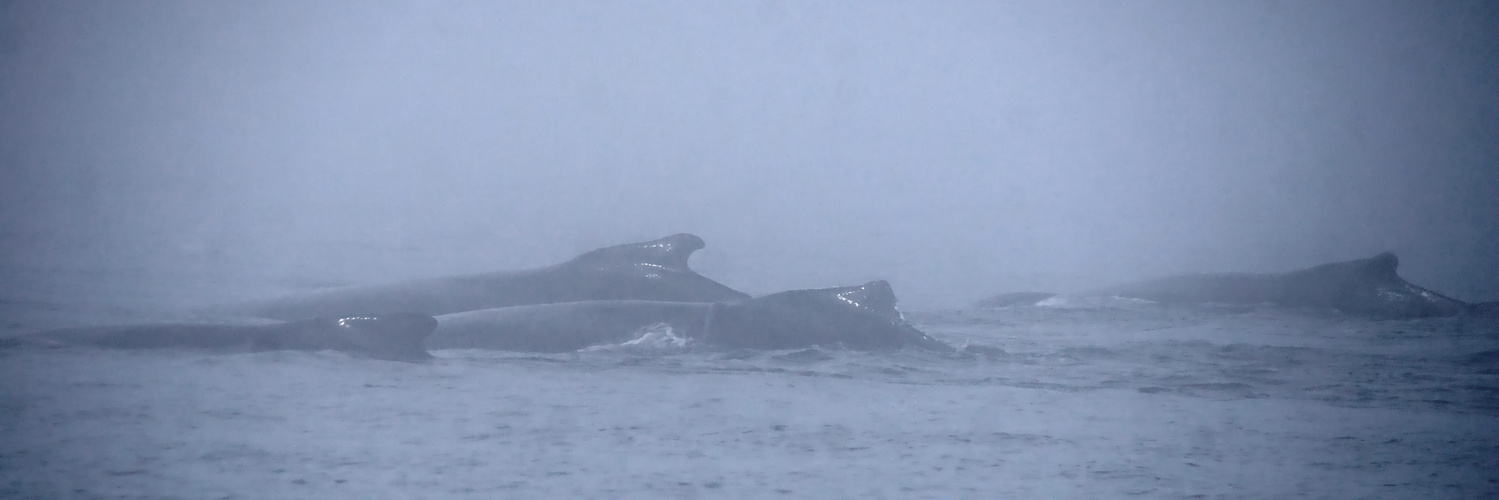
2 0 1496 308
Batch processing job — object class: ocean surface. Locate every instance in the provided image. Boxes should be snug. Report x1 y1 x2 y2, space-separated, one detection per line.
2 267 1497 499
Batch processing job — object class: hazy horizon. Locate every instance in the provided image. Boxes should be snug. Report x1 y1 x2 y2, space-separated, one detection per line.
2 0 1496 308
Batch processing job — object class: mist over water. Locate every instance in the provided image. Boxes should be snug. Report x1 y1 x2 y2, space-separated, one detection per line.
3 4 1499 497
2 1 1496 307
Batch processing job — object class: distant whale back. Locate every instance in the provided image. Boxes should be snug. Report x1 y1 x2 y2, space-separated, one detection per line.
973 252 1471 318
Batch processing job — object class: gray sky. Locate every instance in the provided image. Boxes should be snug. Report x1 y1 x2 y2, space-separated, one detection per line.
2 0 1496 307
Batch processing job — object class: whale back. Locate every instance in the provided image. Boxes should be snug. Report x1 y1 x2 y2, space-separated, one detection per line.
234 233 747 320
705 280 951 351
315 314 437 361
25 313 437 361
426 301 709 352
1280 252 1466 317
1089 252 1468 318
1284 252 1399 287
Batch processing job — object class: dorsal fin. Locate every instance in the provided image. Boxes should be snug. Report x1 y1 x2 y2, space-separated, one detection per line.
1297 251 1402 283
1360 252 1399 280
567 233 706 272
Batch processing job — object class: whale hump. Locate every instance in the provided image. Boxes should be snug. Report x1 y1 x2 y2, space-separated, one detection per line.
826 280 903 323
748 280 904 322
1312 251 1399 282
568 233 707 272
705 280 951 351
1286 251 1470 317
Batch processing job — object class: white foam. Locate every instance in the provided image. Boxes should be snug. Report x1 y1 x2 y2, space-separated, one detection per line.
1037 295 1155 309
583 322 690 352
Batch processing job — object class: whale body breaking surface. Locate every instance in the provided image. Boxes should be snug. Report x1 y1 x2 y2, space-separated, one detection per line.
426 280 951 353
15 239 1493 362
226 233 750 320
16 234 952 358
975 252 1478 318
16 314 437 361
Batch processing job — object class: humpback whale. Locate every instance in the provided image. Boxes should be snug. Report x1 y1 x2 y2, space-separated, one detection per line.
232 233 748 320
974 252 1471 318
425 280 953 352
17 314 437 361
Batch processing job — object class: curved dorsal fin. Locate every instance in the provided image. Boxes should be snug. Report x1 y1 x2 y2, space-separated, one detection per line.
567 233 707 272
1297 251 1401 283
1361 252 1399 280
